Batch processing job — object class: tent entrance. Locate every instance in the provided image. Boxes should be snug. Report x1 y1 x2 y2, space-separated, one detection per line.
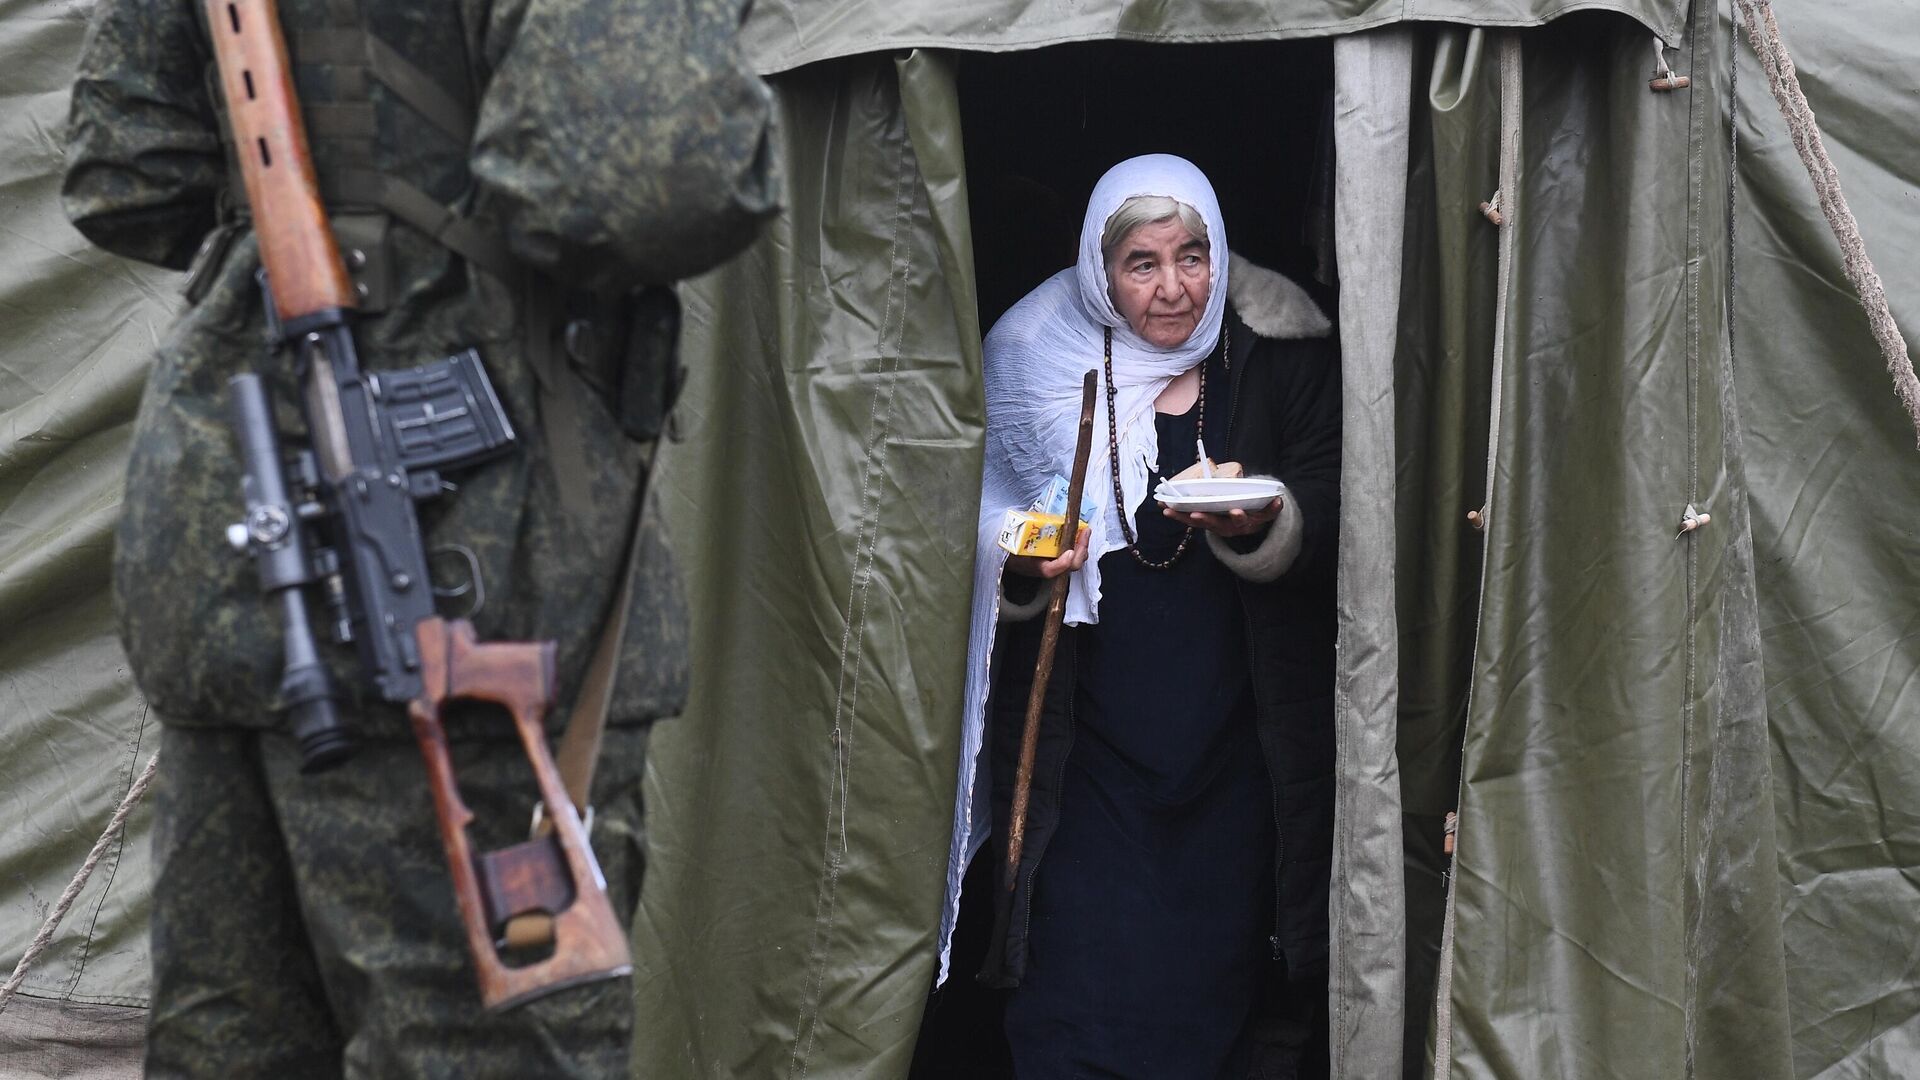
956 40 1339 331
911 40 1342 1078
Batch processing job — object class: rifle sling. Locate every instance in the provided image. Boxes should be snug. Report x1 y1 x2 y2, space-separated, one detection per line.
500 454 656 950
318 168 517 282
292 27 475 145
553 476 649 815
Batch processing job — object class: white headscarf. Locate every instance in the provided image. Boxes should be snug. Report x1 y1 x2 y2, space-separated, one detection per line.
936 154 1230 980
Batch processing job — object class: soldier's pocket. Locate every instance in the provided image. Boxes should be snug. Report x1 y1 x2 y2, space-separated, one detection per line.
114 343 293 729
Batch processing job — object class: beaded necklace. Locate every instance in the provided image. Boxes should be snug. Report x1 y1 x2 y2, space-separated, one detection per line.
1102 322 1227 570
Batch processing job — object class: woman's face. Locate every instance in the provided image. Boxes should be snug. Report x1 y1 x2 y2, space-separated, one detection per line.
1105 217 1211 348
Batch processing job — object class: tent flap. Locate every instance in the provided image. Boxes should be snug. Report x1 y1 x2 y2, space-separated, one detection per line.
1432 4 1794 1075
1328 26 1416 1080
631 53 985 1079
1390 29 1502 1071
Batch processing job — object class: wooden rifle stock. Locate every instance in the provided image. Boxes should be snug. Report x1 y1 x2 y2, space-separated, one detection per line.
411 619 632 1010
205 0 630 1008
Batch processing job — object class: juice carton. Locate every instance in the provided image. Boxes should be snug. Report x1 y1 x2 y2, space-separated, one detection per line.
996 509 1088 559
996 475 1096 559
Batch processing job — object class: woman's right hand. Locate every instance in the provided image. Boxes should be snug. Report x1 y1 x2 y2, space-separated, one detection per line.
1005 525 1090 579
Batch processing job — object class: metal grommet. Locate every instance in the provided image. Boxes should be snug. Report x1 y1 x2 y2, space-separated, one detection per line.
346 248 368 269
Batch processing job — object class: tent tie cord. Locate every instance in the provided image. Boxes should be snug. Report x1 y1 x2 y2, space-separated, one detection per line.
1649 36 1691 91
0 752 160 1017
1476 191 1503 226
1676 503 1713 539
1734 0 1920 448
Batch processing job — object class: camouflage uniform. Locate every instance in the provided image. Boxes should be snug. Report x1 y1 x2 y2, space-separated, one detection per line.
145 723 650 1078
62 0 775 1074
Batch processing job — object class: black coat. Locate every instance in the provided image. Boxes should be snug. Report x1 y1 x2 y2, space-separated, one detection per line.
981 298 1342 988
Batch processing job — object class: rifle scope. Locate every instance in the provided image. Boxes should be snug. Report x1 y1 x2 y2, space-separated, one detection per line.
228 373 356 772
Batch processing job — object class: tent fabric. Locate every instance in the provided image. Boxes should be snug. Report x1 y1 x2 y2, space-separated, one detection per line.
1328 27 1416 1080
738 0 1692 77
1391 28 1503 1074
1728 3 1920 1075
638 10 1810 1077
0 0 163 1042
0 996 143 1080
1424 4 1795 1075
631 52 985 1079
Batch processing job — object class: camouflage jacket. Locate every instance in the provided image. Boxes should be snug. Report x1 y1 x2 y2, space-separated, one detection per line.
63 0 777 737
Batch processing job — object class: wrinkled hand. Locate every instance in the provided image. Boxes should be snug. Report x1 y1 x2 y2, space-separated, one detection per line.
1006 524 1091 579
1161 496 1283 538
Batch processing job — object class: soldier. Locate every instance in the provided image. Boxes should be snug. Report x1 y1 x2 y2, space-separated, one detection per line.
62 1 777 1075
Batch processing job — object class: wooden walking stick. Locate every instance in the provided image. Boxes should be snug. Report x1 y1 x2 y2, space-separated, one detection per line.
1003 370 1098 893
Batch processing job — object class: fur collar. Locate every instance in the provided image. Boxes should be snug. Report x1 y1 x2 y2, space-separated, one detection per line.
1228 252 1333 340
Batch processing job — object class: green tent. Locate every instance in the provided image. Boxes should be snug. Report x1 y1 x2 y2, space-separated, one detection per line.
3 2 1915 1078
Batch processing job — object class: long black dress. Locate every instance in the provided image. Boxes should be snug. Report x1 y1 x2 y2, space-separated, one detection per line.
1003 341 1276 1078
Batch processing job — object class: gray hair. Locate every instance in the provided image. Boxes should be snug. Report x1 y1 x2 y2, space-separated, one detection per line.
1100 195 1209 263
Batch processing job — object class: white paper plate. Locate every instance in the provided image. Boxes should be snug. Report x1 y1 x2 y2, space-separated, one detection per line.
1153 476 1284 513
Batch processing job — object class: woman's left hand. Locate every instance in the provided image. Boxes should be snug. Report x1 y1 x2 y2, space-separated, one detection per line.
1161 496 1283 538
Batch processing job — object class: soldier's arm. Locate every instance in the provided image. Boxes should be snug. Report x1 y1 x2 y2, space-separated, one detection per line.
62 0 223 270
465 0 778 293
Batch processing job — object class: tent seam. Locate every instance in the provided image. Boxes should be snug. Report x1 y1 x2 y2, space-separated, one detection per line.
1680 2 1716 1075
59 703 151 999
787 79 917 1079
748 8 1682 77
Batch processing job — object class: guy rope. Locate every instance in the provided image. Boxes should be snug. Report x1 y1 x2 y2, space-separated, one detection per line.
1733 0 1920 448
0 753 160 1015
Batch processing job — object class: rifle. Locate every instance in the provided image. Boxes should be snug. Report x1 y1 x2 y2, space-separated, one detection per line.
207 0 631 1009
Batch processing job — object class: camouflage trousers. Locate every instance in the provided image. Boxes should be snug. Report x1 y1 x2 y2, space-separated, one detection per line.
144 720 650 1079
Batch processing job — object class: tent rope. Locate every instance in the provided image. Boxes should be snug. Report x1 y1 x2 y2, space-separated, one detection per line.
0 752 160 1017
1732 0 1920 448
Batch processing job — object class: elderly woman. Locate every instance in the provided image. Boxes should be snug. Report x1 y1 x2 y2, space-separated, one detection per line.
957 155 1339 1077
